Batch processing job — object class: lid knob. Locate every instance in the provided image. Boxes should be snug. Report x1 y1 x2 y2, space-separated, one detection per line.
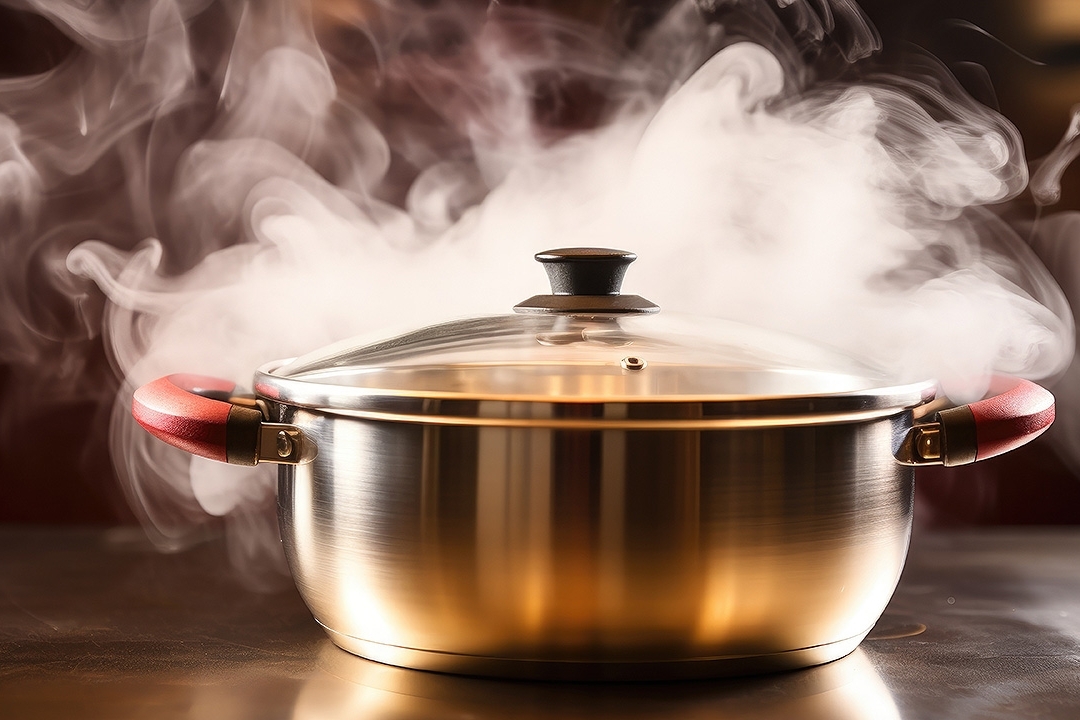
536 248 636 295
515 247 659 314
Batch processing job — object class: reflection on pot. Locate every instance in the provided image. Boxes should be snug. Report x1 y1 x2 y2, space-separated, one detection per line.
290 643 900 720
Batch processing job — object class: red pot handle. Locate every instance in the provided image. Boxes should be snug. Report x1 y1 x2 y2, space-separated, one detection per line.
132 374 303 466
900 378 1055 467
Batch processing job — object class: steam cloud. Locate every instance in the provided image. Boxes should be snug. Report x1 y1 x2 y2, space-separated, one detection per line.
2 0 1075 584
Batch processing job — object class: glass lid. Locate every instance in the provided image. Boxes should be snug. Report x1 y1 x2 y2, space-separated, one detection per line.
258 249 934 419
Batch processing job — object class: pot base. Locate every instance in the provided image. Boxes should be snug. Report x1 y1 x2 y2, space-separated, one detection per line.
320 624 869 681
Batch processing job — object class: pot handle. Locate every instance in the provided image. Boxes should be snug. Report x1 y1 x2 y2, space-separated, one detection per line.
896 378 1054 467
131 374 305 465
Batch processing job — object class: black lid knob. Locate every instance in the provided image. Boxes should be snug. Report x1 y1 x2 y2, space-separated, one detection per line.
536 248 636 296
515 248 658 315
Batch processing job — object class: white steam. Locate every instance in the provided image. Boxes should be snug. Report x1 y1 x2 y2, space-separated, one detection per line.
1 0 1074 583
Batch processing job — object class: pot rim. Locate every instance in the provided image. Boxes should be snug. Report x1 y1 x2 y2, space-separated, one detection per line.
254 360 937 427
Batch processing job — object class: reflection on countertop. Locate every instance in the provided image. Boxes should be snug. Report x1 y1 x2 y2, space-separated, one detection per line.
294 643 898 720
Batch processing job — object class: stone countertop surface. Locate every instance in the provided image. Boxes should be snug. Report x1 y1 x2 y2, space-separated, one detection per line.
1 525 1078 719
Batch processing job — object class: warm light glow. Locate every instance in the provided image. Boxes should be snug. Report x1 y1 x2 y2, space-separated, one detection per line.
1030 0 1080 41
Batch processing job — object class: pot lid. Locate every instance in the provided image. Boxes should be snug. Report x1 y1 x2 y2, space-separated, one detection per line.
256 248 934 424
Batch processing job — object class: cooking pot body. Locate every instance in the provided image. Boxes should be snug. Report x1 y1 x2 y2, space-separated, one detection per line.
269 399 915 680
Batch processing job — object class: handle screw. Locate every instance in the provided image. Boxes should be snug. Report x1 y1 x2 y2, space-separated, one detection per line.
276 430 294 458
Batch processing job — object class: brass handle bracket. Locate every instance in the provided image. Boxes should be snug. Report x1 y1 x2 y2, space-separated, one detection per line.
895 406 978 467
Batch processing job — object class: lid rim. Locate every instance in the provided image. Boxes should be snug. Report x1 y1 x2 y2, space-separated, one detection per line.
254 361 936 422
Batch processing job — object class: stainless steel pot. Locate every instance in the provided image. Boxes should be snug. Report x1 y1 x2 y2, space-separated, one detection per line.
132 248 1055 680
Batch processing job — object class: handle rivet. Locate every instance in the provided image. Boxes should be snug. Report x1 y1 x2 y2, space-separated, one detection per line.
914 426 941 462
621 356 647 371
276 430 294 458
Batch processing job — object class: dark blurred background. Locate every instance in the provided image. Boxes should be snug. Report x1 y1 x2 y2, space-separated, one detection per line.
2 0 1079 527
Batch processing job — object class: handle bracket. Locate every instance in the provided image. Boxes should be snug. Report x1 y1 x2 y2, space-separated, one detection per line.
897 423 943 464
259 423 305 464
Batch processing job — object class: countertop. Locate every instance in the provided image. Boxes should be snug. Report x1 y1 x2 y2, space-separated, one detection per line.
1 526 1078 719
